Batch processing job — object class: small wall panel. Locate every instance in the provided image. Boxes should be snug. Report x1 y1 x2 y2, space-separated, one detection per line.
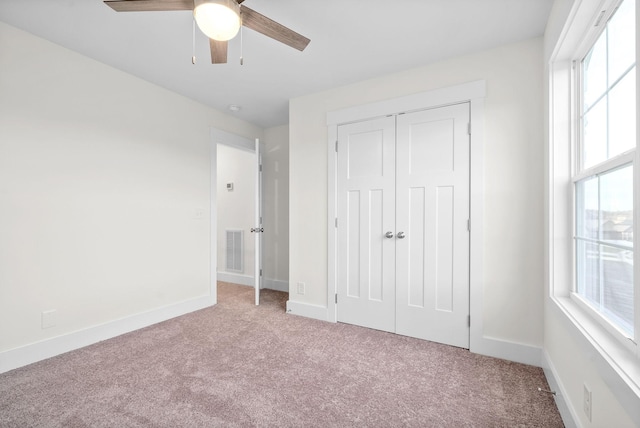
348 131 384 178
408 187 426 308
368 190 384 301
347 190 360 297
409 119 455 173
435 186 454 312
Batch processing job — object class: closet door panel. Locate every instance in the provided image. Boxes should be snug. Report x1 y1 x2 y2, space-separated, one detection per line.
336 116 396 332
395 103 470 348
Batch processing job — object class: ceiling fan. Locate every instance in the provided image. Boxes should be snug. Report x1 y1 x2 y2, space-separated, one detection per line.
104 0 310 64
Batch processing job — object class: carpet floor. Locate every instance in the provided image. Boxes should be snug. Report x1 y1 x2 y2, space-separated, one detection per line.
0 282 564 427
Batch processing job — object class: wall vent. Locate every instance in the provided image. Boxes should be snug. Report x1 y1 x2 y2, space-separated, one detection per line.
225 230 243 272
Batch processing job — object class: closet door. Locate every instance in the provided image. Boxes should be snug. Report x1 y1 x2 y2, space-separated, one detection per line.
336 116 396 332
395 103 470 348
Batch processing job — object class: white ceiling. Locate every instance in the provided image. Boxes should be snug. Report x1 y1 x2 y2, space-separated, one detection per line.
0 0 553 128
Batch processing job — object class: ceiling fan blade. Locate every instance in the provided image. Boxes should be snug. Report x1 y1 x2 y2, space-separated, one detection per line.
104 0 193 12
210 39 228 64
241 6 310 51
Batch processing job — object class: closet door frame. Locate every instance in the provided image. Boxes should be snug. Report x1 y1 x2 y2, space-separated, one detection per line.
327 80 486 352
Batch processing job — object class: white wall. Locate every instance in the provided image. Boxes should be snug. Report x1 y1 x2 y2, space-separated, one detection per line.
262 125 289 291
0 22 262 362
543 0 638 426
289 38 544 349
216 145 256 282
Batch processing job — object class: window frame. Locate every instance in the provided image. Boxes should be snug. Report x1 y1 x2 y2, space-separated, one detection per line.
547 0 640 420
569 0 638 354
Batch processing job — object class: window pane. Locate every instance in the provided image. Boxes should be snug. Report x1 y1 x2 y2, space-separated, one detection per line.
583 34 607 111
576 165 634 336
583 97 608 169
575 0 636 340
608 0 636 85
600 165 634 247
609 67 637 157
601 244 634 335
576 176 599 239
576 240 600 304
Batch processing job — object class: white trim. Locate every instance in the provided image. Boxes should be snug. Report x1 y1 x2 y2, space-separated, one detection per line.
572 150 635 183
327 123 338 323
327 81 496 358
542 349 580 428
219 279 288 293
285 300 329 322
471 337 542 367
326 80 487 126
264 278 289 292
0 295 214 374
550 298 640 425
217 279 288 292
468 96 487 358
570 291 636 352
546 0 640 422
210 130 218 304
211 128 256 152
216 271 254 287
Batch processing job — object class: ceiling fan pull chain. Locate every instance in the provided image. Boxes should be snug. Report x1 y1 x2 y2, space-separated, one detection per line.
239 19 244 65
191 18 197 65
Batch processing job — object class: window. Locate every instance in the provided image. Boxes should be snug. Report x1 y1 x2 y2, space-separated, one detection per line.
573 0 636 338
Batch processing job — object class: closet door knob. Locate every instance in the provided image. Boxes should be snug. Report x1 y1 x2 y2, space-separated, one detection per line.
385 231 394 239
397 231 406 239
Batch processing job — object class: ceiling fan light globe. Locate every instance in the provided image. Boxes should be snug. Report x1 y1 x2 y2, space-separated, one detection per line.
193 0 240 42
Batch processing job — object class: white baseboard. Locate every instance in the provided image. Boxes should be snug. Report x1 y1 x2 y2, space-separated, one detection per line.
470 336 543 367
286 300 329 321
0 295 215 374
286 301 543 368
542 350 580 428
217 271 254 286
217 275 288 293
263 278 289 292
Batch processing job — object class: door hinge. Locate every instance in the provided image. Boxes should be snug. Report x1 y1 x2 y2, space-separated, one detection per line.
467 219 471 232
335 140 338 152
335 217 338 228
467 123 471 135
259 164 263 172
260 269 263 276
594 9 606 27
467 315 471 327
335 293 338 304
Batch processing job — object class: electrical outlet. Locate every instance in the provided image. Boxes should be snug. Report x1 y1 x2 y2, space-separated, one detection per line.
41 310 57 329
194 208 205 219
297 282 305 295
583 384 592 422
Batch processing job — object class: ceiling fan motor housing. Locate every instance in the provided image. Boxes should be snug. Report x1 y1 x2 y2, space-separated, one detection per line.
193 0 241 41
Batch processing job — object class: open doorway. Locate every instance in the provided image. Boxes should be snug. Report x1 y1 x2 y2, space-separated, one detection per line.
216 143 259 289
210 127 289 309
210 129 261 306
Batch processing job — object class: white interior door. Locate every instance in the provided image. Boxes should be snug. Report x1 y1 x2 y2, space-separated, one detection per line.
336 116 396 332
253 138 262 305
335 103 470 348
395 104 470 348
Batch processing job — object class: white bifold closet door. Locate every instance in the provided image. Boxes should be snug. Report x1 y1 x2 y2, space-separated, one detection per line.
336 103 470 349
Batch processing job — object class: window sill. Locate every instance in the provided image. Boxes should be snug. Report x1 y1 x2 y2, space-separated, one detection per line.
550 295 640 420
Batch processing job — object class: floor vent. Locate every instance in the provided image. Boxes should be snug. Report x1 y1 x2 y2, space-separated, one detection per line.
225 230 243 272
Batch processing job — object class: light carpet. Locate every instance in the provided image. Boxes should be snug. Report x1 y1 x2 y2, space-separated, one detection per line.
0 282 564 427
